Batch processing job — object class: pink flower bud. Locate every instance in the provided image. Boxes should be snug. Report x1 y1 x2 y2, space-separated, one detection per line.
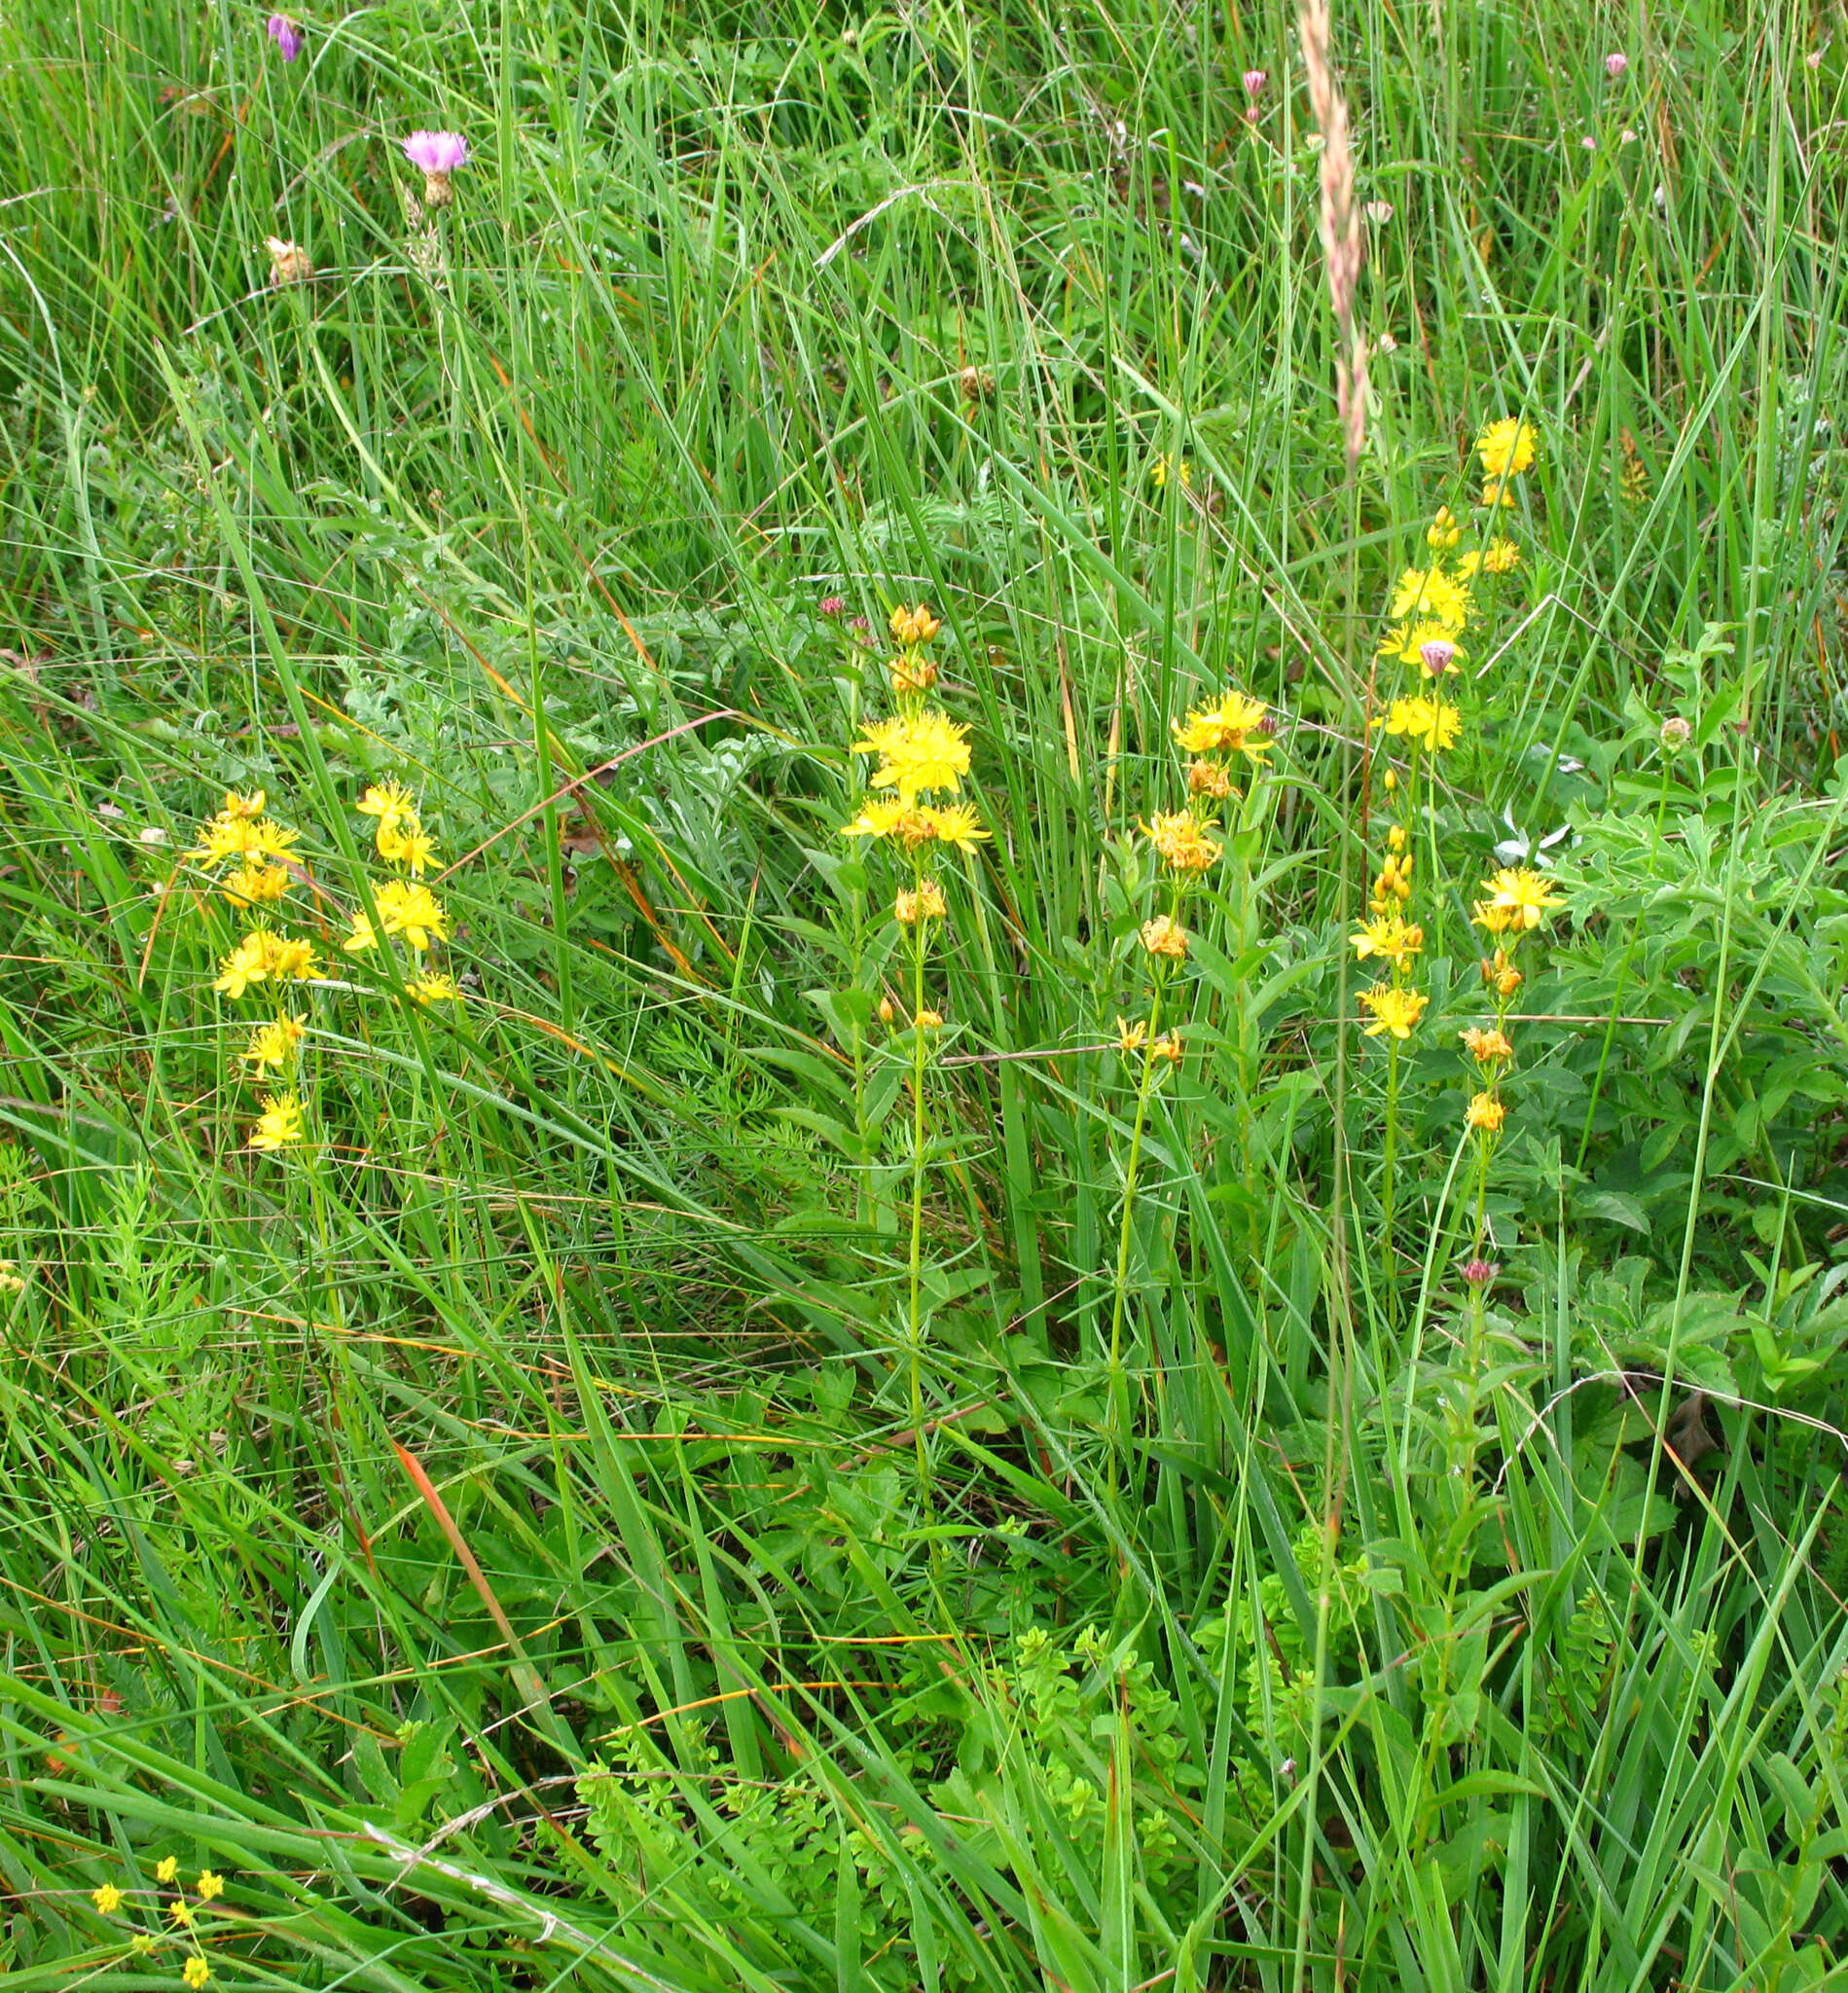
1419 637 1457 676
267 14 303 60
1605 51 1628 78
1242 69 1267 97
1462 1257 1499 1288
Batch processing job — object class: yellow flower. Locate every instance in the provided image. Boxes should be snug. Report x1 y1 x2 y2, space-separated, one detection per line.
1150 1030 1183 1064
1350 916 1424 973
1426 506 1462 552
222 789 267 820
184 1959 212 1990
374 880 449 951
212 932 272 998
1370 852 1413 910
410 974 461 1004
0 1260 24 1293
1466 1091 1506 1133
249 819 300 861
893 881 947 925
91 1883 123 1913
343 910 378 954
915 1008 944 1030
241 1014 305 1079
1140 915 1189 960
1149 453 1191 489
1482 537 1521 573
888 652 939 697
222 862 291 907
1386 565 1471 630
377 817 438 875
1380 696 1462 753
1187 757 1231 798
195 1871 223 1902
130 1934 154 1954
156 1858 179 1885
357 781 417 827
852 711 972 807
1461 1026 1513 1066
248 1093 304 1152
1141 809 1223 874
1387 823 1407 852
1115 1016 1148 1054
888 603 941 646
167 1898 194 1926
1172 690 1270 759
1477 417 1538 480
267 935 319 981
1480 475 1518 509
1359 984 1428 1039
1471 866 1565 933
1480 949 1523 998
922 803 990 853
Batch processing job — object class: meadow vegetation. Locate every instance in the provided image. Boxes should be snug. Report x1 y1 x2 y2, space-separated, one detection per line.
3 2 1848 1987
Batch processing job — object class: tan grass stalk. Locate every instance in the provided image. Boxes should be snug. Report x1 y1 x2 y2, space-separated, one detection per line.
1298 0 1367 468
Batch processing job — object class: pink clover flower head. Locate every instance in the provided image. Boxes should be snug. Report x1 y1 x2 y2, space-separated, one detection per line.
404 130 469 206
817 595 847 617
1242 68 1267 97
1419 637 1457 677
1462 1257 1499 1288
1604 51 1628 78
267 14 303 60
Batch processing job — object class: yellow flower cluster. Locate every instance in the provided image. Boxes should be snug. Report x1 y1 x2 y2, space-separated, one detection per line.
342 784 459 1002
843 604 980 1033
1477 415 1538 508
186 789 300 907
91 1864 224 1983
1458 865 1567 1149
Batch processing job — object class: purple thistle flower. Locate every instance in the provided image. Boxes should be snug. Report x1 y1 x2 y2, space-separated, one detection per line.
267 14 303 61
403 130 469 206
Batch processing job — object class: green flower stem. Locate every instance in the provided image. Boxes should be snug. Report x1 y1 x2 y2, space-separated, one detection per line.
1105 976 1166 1501
1383 1033 1401 1302
906 888 932 1519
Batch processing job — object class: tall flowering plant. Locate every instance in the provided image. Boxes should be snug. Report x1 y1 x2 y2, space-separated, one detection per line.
841 605 988 1508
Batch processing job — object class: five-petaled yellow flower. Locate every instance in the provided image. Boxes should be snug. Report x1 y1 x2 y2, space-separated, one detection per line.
357 780 417 828
1387 565 1471 631
241 1014 305 1079
411 974 461 1004
1172 690 1270 760
852 711 973 807
377 817 438 875
1471 866 1565 933
249 1093 305 1152
222 789 267 820
1477 417 1538 480
374 880 449 951
1350 915 1424 973
1359 984 1429 1039
1380 696 1462 753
